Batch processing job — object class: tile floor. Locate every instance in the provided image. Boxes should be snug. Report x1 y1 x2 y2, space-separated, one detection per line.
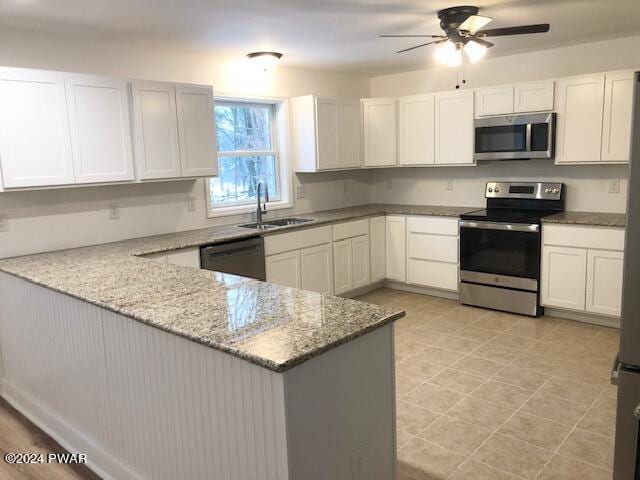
357 288 618 480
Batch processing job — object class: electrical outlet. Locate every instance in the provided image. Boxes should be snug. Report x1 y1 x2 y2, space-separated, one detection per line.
108 204 120 220
609 179 620 194
385 178 392 190
296 184 306 199
187 195 197 211
0 214 8 233
446 180 454 191
350 446 365 480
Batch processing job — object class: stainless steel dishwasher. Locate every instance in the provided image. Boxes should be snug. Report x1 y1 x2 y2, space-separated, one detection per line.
200 237 266 281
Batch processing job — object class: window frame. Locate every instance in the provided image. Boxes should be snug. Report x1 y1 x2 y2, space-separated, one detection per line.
206 95 292 218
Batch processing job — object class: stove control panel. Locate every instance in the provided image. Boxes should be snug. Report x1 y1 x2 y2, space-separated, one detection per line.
485 182 564 200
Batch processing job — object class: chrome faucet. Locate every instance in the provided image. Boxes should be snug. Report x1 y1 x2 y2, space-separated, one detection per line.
256 181 269 225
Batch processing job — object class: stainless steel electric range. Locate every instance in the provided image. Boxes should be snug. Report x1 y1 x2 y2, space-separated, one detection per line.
459 181 565 317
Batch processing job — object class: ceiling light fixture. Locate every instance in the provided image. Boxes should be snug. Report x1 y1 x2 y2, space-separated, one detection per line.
246 51 283 72
434 41 462 68
463 40 487 63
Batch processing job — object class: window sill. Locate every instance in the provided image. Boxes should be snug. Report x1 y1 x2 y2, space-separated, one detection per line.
207 200 293 219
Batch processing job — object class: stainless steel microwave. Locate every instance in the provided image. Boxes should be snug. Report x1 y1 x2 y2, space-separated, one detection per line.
474 112 556 161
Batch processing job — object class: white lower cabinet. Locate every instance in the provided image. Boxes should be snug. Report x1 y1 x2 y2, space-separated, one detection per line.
541 245 587 311
370 216 386 282
300 244 333 295
541 225 625 317
386 216 406 282
586 249 624 316
351 235 371 290
264 226 332 293
333 239 353 295
266 251 302 289
406 216 459 292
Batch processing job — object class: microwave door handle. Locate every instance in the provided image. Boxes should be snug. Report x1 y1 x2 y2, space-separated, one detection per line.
525 123 532 152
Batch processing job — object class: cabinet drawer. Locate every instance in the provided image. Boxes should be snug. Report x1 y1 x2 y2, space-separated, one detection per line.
407 259 458 291
265 226 332 256
407 216 458 236
543 224 625 251
408 232 458 263
332 219 369 241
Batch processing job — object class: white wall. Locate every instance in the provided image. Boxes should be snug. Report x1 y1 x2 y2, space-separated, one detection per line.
0 27 373 258
368 36 638 214
371 162 628 213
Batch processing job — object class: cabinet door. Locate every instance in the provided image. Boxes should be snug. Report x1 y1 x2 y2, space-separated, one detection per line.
176 85 218 177
333 239 353 295
65 74 134 184
362 98 397 167
513 81 554 113
370 216 386 282
0 67 74 188
586 249 624 316
266 251 301 289
474 86 514 116
386 216 406 283
338 100 362 168
555 74 605 164
351 234 370 290
434 90 474 165
601 71 634 163
541 246 587 311
398 94 435 166
131 81 182 179
300 244 333 295
315 97 340 170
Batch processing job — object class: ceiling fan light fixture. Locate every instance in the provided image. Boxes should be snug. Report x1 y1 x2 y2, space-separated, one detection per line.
463 40 487 63
246 51 283 71
435 41 462 67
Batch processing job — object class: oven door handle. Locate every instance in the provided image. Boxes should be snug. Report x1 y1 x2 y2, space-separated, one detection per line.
459 220 540 233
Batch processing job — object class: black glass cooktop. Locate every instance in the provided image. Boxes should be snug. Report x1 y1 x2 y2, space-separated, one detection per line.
460 208 559 224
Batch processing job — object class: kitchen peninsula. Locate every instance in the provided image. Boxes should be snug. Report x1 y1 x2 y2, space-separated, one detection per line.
0 221 404 480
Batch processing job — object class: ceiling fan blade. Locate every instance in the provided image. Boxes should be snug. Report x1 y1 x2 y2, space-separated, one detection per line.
379 34 445 38
476 24 550 37
458 15 493 34
396 39 446 54
469 37 494 48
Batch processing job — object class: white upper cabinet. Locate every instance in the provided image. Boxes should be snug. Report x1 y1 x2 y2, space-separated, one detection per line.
175 85 218 177
292 95 362 172
0 67 75 188
65 74 134 184
338 100 363 168
513 81 554 113
131 81 182 180
434 90 474 165
601 71 635 163
555 74 606 164
475 85 514 116
476 81 554 116
362 98 397 167
398 94 435 166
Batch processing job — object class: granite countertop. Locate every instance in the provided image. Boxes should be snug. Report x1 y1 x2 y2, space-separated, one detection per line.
3 203 474 372
542 211 626 228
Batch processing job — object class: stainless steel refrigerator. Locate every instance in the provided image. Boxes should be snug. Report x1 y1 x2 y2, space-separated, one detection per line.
614 70 640 479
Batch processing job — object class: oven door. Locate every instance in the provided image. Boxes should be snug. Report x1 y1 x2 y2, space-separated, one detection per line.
459 220 541 291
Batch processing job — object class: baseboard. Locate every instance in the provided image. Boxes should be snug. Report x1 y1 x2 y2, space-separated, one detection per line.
341 281 386 299
384 281 460 301
0 378 139 480
544 307 620 328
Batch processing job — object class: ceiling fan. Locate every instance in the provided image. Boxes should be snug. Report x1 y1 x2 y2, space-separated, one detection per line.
380 5 550 66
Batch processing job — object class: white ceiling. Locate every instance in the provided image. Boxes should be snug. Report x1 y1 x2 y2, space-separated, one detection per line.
1 0 640 75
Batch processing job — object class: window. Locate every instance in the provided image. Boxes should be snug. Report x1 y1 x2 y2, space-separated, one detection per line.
208 101 284 212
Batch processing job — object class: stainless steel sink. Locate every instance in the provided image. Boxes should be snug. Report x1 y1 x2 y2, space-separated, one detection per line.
238 218 313 230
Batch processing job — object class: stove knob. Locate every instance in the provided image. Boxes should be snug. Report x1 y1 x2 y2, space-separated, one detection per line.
545 188 551 194
488 187 493 193
494 188 500 193
552 188 559 194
